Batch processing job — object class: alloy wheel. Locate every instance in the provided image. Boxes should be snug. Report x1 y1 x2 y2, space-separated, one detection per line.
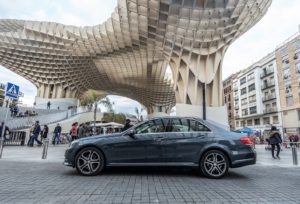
200 150 229 179
76 148 104 176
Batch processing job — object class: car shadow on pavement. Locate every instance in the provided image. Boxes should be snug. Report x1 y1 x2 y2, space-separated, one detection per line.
63 166 202 178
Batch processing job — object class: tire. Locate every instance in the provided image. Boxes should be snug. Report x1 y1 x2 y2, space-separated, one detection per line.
199 150 229 179
75 147 105 176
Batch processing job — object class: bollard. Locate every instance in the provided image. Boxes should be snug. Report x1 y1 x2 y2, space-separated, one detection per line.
0 137 4 159
42 138 49 159
292 144 298 166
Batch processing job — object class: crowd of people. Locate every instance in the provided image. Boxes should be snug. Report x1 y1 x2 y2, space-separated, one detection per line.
9 104 39 118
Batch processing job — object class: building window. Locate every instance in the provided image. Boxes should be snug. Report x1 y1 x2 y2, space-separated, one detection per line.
273 116 279 124
248 73 254 81
236 121 239 127
283 69 291 80
298 109 300 121
241 87 247 95
240 77 246 85
241 98 247 105
254 118 260 125
248 83 255 92
249 95 256 103
296 63 300 74
249 106 257 114
263 117 270 125
241 121 245 127
242 109 248 116
286 96 294 106
247 120 252 126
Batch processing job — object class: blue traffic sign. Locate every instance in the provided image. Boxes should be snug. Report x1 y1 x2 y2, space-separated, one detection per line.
5 82 20 100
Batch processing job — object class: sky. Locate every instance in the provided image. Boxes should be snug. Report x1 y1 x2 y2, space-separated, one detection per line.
0 0 299 111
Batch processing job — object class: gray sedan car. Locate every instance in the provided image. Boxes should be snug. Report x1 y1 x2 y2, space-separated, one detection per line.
64 117 256 179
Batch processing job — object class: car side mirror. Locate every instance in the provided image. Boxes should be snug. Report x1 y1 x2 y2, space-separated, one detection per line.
126 129 136 138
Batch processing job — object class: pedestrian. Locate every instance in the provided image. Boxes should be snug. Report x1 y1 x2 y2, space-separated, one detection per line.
0 122 10 141
78 124 85 138
53 123 62 145
70 122 78 141
13 106 18 117
47 101 51 110
269 126 282 159
294 134 299 148
289 135 295 148
32 121 43 146
122 119 132 131
41 125 49 142
10 105 14 117
5 99 9 108
251 134 256 149
27 123 35 147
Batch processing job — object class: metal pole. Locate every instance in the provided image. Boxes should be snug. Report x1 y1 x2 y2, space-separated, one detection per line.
0 99 10 159
202 83 206 120
42 138 49 159
292 143 298 166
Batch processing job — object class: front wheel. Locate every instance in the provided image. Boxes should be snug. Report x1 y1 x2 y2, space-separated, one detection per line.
200 150 229 179
75 147 105 176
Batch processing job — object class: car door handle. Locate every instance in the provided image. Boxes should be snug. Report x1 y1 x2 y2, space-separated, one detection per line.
155 136 164 141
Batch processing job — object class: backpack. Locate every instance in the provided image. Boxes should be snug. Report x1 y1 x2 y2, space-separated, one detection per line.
294 135 299 142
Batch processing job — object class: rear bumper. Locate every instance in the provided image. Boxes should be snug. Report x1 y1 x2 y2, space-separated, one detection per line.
231 151 256 168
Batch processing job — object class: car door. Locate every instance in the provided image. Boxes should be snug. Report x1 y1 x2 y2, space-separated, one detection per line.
106 121 153 164
161 118 213 163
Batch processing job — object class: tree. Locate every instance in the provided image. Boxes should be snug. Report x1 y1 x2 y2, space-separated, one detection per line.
134 106 144 122
80 90 109 135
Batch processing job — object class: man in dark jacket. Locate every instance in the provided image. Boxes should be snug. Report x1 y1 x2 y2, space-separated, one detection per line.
122 119 132 132
0 122 10 141
269 126 282 159
32 121 42 146
53 123 62 145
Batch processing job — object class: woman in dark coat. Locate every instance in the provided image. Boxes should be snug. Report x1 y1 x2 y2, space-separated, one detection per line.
41 125 49 142
269 126 282 159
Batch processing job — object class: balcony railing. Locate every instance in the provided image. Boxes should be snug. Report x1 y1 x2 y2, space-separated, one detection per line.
263 107 278 114
261 81 275 90
262 94 276 102
260 69 274 78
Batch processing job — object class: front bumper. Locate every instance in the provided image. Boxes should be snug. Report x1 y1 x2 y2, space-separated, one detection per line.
63 148 76 167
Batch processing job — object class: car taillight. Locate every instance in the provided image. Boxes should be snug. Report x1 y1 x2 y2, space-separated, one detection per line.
240 137 252 145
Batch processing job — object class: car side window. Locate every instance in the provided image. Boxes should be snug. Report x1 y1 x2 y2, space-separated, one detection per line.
170 118 190 132
169 119 211 132
189 120 211 132
135 119 166 134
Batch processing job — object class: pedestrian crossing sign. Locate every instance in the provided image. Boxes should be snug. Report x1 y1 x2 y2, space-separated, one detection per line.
5 82 20 100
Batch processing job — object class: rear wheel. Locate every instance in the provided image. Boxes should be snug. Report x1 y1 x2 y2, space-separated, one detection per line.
75 147 105 176
200 150 229 179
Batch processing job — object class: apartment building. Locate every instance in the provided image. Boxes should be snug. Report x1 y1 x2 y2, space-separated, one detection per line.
0 83 5 107
223 74 237 130
275 30 300 136
234 53 283 136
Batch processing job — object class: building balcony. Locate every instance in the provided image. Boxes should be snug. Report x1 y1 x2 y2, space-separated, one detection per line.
261 81 275 90
262 94 276 102
263 107 278 114
234 96 239 101
260 69 274 78
235 105 239 110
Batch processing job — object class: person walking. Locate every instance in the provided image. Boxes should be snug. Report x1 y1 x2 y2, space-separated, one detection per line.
47 101 51 110
294 134 299 148
41 125 49 142
78 124 85 139
0 122 10 141
32 121 42 146
269 126 282 159
53 123 62 145
122 119 132 131
70 122 78 141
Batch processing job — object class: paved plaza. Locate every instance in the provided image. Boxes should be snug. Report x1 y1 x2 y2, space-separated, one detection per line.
0 145 299 204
